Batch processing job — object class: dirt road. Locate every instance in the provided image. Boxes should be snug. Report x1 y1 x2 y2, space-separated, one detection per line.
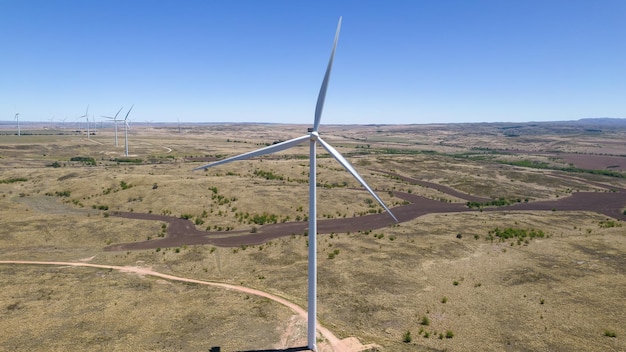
0 260 375 352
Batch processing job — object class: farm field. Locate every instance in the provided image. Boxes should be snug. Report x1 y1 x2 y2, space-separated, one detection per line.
1 121 625 351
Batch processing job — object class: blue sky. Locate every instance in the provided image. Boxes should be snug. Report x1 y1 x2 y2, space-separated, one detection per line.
1 0 625 125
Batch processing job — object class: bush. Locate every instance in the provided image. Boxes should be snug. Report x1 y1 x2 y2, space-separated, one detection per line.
604 330 617 338
420 316 430 326
402 330 412 343
446 330 454 339
70 156 96 166
327 249 340 259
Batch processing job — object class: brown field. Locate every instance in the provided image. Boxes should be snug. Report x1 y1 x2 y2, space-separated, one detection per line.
1 121 625 351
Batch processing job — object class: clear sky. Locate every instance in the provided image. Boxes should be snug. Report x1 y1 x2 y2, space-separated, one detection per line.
1 0 625 125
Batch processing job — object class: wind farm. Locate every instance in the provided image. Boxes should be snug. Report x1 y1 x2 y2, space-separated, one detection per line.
2 6 626 352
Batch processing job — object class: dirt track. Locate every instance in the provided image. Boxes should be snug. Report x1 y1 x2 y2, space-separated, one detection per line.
0 260 371 352
105 172 626 251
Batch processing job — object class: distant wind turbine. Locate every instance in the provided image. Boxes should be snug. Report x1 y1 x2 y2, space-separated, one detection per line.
124 105 134 157
80 105 90 138
193 17 397 351
14 113 20 136
102 107 124 147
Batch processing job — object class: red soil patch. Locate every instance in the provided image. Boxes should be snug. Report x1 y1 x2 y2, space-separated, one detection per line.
558 153 626 171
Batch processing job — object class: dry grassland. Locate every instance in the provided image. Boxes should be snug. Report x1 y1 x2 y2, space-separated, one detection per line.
1 124 625 351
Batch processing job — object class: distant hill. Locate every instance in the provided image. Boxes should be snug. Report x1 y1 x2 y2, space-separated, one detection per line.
571 117 626 127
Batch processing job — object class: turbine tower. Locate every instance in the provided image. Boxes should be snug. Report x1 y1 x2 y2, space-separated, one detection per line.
14 113 20 136
123 105 133 157
102 107 124 147
194 17 397 351
80 105 90 138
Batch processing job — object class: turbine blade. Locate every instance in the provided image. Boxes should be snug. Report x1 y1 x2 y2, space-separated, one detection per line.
193 134 310 171
115 106 124 119
313 16 342 132
318 136 398 222
125 105 134 120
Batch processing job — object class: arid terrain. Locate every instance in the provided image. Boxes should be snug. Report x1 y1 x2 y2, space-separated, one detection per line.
1 120 625 351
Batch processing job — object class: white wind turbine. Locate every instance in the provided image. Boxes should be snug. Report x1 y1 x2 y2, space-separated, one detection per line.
193 17 397 351
80 105 90 138
123 105 133 157
102 107 124 147
14 113 20 136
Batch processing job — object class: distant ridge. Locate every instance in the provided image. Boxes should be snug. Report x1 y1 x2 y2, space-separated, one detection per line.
573 117 626 126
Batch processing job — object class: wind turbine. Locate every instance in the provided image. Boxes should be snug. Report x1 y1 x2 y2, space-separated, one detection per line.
14 113 20 136
193 17 397 351
102 107 124 147
123 105 133 157
80 105 90 138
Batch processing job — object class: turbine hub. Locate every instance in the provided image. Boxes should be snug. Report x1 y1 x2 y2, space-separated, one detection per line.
309 131 319 141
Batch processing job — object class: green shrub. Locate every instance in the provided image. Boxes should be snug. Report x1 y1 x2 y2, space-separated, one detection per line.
70 156 96 165
604 330 617 338
402 330 412 343
420 316 430 326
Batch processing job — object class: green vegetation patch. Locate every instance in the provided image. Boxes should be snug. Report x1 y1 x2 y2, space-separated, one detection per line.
598 219 622 228
0 177 27 184
69 156 96 166
253 169 284 181
114 158 143 164
486 227 545 243
500 159 625 178
467 197 523 209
